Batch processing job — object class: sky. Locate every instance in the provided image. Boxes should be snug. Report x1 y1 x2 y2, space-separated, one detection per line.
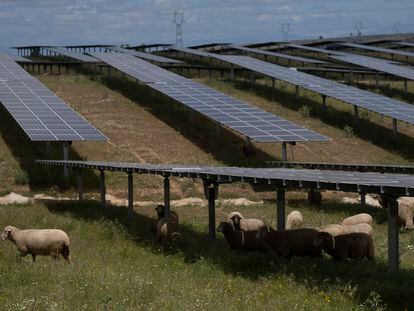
0 0 414 49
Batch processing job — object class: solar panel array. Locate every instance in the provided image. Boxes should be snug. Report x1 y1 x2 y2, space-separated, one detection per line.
331 54 414 81
107 46 183 64
340 43 414 58
213 54 414 125
90 52 329 143
36 159 414 196
284 44 345 56
0 52 107 141
228 44 327 64
396 42 414 48
43 47 98 63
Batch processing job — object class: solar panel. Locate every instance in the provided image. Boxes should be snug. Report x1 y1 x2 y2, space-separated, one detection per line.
107 46 183 64
0 52 107 141
284 44 344 55
89 52 329 143
10 55 32 63
331 54 414 81
36 159 414 196
228 44 327 64
43 47 98 63
396 42 414 48
340 43 414 58
213 55 414 125
168 46 212 58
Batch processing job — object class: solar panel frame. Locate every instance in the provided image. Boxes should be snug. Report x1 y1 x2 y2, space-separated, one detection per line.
89 52 329 143
43 47 98 63
340 42 414 58
211 54 414 125
0 52 107 141
107 46 183 63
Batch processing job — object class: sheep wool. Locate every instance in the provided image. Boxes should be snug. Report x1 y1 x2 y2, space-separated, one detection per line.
342 213 373 226
286 211 303 230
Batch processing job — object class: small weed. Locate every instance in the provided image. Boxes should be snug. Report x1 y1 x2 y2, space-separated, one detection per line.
13 168 29 185
343 125 354 137
363 291 387 311
299 105 311 118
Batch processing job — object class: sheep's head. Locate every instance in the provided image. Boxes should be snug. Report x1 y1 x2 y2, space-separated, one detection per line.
1 226 14 241
313 232 334 250
155 204 165 219
228 212 243 230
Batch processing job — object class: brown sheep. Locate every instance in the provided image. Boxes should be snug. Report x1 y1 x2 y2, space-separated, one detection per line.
228 212 265 232
342 213 373 226
308 190 322 205
314 232 375 261
256 226 324 258
155 204 179 224
156 216 180 243
217 222 264 251
1 226 71 263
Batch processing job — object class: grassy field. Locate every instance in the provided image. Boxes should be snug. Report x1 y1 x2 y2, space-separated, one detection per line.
1 72 414 309
1 200 414 310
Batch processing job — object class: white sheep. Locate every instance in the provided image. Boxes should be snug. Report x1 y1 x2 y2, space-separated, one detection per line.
398 204 414 231
318 223 374 238
1 226 71 263
286 211 303 230
342 213 373 226
228 212 265 231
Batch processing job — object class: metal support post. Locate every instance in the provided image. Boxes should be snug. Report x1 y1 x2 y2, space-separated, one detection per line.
128 172 133 213
77 168 83 201
360 192 366 208
230 64 234 80
63 142 69 181
353 105 359 127
163 176 171 217
322 95 327 114
281 142 287 161
404 79 408 92
272 78 275 89
375 72 379 88
295 85 299 97
277 188 286 231
393 118 398 137
99 170 106 208
208 184 217 240
387 196 399 273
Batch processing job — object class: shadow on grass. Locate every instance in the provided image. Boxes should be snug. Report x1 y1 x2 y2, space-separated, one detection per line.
46 200 414 309
0 106 99 191
93 75 278 167
229 79 414 162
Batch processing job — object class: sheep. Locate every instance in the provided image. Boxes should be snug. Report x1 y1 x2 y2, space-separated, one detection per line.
286 211 303 230
314 232 375 261
156 216 180 244
216 222 264 251
342 213 373 226
308 190 322 205
398 204 414 231
155 204 179 224
228 212 266 232
256 226 324 258
1 226 71 263
318 223 374 238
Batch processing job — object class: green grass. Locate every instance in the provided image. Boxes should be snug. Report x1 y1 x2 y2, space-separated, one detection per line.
1 199 414 310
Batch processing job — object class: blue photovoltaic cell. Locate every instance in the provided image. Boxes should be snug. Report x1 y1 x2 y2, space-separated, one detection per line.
340 42 414 58
0 52 107 141
107 46 183 64
229 44 327 64
213 54 414 125
44 47 98 63
89 52 329 143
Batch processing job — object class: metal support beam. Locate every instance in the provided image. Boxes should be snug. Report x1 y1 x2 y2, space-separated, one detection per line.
163 176 171 217
128 172 133 213
208 184 217 241
281 142 287 161
99 170 106 208
353 105 359 127
387 196 399 273
77 168 83 201
393 118 398 137
322 95 327 114
63 142 69 181
277 188 286 231
360 192 366 208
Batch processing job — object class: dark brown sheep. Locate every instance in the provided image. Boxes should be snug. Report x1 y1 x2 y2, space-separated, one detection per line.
256 226 324 258
314 232 375 261
155 204 179 224
217 222 264 251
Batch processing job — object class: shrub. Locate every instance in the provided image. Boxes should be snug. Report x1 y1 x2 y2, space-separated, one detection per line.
14 168 29 185
299 105 311 118
343 125 354 137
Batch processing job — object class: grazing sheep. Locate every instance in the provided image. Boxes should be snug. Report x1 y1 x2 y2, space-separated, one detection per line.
228 212 265 231
1 226 71 263
308 190 322 205
342 213 373 226
318 223 374 238
398 204 414 231
256 226 323 258
156 216 180 243
216 222 264 251
314 232 375 261
155 204 179 224
286 211 303 230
